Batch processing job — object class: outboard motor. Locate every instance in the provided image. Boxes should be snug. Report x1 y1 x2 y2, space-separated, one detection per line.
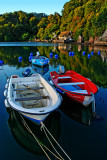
59 65 65 74
36 51 40 57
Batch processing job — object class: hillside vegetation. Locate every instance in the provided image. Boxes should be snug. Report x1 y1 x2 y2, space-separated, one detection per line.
0 0 106 42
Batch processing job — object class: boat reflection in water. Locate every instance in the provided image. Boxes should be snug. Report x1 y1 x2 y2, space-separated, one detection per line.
60 97 96 126
7 108 61 156
32 64 49 75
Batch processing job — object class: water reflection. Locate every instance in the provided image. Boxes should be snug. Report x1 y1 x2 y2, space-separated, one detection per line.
7 109 61 156
60 97 95 126
32 64 49 75
0 44 107 87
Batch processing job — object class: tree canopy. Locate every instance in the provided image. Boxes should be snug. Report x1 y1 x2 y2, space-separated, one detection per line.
0 0 106 42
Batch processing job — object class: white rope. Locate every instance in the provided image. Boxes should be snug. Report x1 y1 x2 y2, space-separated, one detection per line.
41 123 64 160
19 113 63 160
41 122 72 160
20 114 51 160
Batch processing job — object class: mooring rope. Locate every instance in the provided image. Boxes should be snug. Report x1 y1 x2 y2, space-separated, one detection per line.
41 123 64 160
19 113 63 160
20 115 51 160
41 122 72 160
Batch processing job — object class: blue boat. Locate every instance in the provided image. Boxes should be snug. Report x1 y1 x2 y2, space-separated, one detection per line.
22 68 31 77
31 52 49 67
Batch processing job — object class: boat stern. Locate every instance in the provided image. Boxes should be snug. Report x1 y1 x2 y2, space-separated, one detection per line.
83 93 95 107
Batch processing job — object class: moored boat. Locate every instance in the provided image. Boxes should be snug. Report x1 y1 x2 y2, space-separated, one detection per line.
31 52 49 67
50 69 98 107
4 73 62 124
22 68 31 77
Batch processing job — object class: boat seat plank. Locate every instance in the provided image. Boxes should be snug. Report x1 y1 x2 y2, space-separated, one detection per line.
15 96 49 101
58 82 85 86
58 76 71 79
14 86 44 91
71 90 88 93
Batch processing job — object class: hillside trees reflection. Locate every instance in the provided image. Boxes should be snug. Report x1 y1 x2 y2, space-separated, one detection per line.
0 45 106 87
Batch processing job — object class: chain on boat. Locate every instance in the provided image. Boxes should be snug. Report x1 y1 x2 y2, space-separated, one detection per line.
19 113 72 160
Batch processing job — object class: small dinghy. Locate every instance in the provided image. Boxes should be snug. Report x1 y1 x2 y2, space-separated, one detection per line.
4 74 62 124
31 52 49 67
50 67 98 107
22 68 31 77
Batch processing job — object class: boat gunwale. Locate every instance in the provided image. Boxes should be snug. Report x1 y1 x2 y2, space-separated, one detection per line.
7 99 59 115
7 74 62 115
50 71 98 96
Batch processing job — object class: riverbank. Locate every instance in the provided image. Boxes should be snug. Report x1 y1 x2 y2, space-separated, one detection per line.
35 39 107 47
52 40 107 47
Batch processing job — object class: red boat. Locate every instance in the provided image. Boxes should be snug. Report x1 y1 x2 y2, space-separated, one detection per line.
50 70 98 106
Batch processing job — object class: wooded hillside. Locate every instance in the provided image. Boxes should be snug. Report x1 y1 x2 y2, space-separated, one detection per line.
0 0 106 42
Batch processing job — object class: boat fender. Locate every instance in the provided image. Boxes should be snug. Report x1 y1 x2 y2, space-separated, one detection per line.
4 90 7 97
49 80 54 85
56 88 65 94
4 99 10 108
5 83 8 89
7 78 10 83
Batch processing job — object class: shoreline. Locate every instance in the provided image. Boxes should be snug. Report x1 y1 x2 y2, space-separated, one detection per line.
0 40 107 47
52 40 107 47
35 39 107 47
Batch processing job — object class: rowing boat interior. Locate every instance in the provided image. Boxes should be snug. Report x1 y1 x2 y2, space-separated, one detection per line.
14 80 50 109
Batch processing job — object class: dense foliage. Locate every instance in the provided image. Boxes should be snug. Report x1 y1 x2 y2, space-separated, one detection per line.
0 11 47 41
0 0 107 41
61 0 107 41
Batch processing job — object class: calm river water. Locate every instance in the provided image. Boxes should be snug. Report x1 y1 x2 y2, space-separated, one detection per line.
0 42 107 160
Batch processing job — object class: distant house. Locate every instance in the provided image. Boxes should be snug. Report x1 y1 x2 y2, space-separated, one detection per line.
77 35 84 43
58 31 72 40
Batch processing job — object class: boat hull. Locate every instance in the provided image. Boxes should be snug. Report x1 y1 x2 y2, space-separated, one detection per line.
4 74 62 124
5 99 49 124
21 112 49 124
50 70 98 107
63 91 94 106
31 56 49 67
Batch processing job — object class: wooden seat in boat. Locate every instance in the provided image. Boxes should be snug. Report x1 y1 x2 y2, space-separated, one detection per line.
71 90 88 93
58 82 85 86
15 96 49 101
14 86 44 91
58 76 71 79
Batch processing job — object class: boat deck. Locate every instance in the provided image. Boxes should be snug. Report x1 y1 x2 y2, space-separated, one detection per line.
15 82 50 109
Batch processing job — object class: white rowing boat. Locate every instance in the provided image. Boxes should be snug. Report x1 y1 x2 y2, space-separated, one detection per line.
4 74 62 124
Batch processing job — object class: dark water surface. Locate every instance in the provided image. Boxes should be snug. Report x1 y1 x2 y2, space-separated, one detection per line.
0 42 107 160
